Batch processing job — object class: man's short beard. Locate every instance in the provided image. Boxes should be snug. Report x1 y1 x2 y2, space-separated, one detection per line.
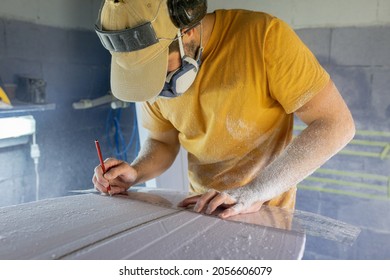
185 40 198 58
168 39 198 59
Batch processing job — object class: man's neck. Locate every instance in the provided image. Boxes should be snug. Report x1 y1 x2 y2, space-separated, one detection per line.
201 13 216 50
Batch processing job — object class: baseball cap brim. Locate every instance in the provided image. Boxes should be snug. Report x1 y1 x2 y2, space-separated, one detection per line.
110 46 168 102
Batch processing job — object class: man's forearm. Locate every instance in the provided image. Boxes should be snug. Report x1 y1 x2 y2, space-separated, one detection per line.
131 137 180 185
248 117 355 203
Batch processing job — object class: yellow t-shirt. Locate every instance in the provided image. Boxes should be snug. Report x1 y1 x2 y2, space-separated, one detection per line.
141 10 330 209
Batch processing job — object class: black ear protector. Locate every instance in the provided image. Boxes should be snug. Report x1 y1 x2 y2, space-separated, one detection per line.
168 0 207 29
95 0 207 53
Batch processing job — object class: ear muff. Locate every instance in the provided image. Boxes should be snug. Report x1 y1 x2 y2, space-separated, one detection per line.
168 0 207 29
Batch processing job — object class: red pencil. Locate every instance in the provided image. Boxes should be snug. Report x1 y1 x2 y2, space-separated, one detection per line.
94 140 112 195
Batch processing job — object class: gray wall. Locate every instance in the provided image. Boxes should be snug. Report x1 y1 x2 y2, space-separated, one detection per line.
0 18 139 206
296 26 390 259
0 0 101 30
2 0 388 29
208 0 390 28
297 27 390 129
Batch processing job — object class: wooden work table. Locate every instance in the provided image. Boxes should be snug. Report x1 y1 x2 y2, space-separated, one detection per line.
0 188 306 260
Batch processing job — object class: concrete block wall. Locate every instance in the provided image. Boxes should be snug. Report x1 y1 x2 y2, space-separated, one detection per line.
208 0 390 28
0 18 139 207
0 0 100 30
296 26 390 130
1 1 389 30
295 26 390 259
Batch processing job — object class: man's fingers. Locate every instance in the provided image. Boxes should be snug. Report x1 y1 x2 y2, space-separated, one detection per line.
92 173 109 193
218 201 264 219
177 189 264 219
104 161 135 181
205 192 235 214
109 185 128 195
218 203 243 219
177 195 202 207
102 158 124 170
94 165 108 185
177 190 219 212
193 190 219 212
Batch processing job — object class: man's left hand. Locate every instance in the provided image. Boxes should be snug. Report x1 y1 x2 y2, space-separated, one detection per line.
178 188 264 219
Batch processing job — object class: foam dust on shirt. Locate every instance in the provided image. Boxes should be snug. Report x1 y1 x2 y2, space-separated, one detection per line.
225 116 255 141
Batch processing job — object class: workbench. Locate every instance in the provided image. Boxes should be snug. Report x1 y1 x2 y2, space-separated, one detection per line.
0 188 306 260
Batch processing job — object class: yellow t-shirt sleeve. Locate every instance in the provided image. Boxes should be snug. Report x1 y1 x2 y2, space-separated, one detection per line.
264 18 330 114
141 101 175 132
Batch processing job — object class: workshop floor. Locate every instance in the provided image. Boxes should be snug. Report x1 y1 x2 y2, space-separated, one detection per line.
296 189 390 259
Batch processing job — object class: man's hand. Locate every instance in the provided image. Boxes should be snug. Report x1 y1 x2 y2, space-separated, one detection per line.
178 188 264 219
92 129 180 196
92 158 138 195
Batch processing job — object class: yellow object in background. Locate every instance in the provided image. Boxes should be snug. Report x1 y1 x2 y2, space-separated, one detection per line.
0 86 11 105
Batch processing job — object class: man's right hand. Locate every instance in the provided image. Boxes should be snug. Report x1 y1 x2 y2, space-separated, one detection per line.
92 158 138 195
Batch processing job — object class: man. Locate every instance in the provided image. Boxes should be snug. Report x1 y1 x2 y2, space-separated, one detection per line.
92 0 355 219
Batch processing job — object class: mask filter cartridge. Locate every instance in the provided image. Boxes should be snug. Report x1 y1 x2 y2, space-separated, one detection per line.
159 29 203 98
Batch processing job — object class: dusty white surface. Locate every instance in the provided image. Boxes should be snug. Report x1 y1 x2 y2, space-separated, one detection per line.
0 191 305 260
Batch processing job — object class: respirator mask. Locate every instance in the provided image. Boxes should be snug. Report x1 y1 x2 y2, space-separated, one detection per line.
159 29 203 98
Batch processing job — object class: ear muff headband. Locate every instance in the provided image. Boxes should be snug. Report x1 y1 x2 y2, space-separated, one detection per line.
168 0 207 29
